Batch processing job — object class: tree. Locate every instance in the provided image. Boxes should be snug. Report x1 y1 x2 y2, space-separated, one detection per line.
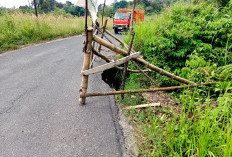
47 0 55 11
65 1 74 7
113 0 128 11
99 5 114 17
19 5 31 13
55 2 64 9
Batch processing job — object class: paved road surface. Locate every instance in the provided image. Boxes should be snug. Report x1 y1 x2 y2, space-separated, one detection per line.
0 36 123 157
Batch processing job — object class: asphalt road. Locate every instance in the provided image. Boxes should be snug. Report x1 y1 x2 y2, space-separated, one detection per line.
0 36 124 157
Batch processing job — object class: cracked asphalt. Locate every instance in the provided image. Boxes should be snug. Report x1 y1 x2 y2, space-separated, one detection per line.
0 36 123 157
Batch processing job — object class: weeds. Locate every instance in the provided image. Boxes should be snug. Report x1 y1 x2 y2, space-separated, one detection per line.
120 1 232 156
0 12 113 53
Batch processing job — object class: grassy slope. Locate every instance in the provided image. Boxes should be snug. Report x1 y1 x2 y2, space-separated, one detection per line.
120 2 232 156
0 12 113 53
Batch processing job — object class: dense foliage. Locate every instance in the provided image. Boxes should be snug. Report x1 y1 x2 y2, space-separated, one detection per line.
126 1 232 85
121 1 232 156
18 0 85 16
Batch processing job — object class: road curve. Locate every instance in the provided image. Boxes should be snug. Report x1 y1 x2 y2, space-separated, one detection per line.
0 36 123 157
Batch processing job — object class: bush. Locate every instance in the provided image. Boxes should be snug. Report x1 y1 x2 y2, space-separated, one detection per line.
125 1 232 85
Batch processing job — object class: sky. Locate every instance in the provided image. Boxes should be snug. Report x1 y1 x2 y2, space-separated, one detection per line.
0 0 115 8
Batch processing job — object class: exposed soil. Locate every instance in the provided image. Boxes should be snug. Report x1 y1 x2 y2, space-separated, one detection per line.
141 88 182 114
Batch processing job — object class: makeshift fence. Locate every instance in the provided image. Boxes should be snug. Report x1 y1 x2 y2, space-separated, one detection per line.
78 0 211 105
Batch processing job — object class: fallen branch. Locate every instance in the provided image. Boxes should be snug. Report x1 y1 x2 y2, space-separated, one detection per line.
124 103 161 110
80 83 214 98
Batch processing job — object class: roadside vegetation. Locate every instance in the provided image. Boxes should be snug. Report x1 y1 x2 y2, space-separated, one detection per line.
0 0 169 53
0 12 86 53
119 0 232 156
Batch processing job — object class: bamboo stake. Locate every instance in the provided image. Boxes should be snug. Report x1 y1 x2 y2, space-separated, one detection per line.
79 28 93 105
102 0 106 26
84 0 88 52
92 49 150 73
93 36 194 85
80 83 214 98
124 103 161 110
131 60 156 84
121 1 136 99
98 19 108 53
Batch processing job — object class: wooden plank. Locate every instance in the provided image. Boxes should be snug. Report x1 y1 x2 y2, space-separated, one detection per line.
124 103 161 110
81 52 141 75
92 49 150 73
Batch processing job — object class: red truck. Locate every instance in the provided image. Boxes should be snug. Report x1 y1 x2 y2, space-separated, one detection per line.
113 8 145 34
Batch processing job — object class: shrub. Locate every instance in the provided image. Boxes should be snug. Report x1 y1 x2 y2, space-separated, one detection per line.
125 1 232 84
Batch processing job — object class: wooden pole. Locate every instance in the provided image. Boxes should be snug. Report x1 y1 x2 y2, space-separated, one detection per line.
80 83 214 98
121 1 136 98
131 60 156 84
93 35 195 85
121 31 135 98
124 103 161 110
90 20 109 68
84 0 88 52
33 0 38 17
130 1 135 31
79 28 93 105
102 0 106 26
85 0 88 33
98 19 108 53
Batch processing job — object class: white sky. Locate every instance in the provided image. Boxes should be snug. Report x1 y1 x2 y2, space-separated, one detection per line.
0 0 115 8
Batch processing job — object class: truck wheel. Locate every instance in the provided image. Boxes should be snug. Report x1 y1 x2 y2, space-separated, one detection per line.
114 28 118 34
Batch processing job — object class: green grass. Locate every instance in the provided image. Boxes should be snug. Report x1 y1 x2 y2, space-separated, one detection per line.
119 1 232 156
121 85 232 156
0 12 113 53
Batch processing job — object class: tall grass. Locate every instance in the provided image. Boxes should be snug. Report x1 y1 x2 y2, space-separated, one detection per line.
0 12 84 52
135 89 232 156
0 12 113 53
122 75 232 156
120 1 232 156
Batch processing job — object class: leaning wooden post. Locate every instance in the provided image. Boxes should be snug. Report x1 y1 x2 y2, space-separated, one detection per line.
90 19 108 68
97 19 108 53
121 1 136 98
102 0 106 26
79 28 93 105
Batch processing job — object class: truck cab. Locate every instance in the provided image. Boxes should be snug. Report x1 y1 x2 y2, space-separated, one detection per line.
113 9 145 34
113 11 131 34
